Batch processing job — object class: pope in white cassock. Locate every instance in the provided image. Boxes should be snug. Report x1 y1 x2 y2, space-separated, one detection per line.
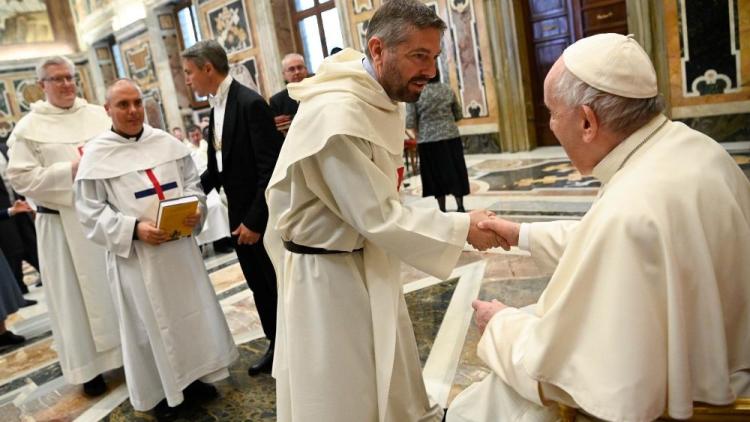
6 56 121 396
265 1 500 421
447 34 750 422
74 79 237 418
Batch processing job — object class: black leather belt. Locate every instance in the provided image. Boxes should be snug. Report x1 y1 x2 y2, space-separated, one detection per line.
283 240 363 255
36 206 60 215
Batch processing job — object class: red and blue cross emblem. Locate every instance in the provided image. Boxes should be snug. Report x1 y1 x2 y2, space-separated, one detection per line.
134 169 177 200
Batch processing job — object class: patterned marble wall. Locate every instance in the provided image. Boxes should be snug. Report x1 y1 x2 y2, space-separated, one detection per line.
342 0 498 131
197 0 265 96
118 31 167 129
0 64 95 143
663 0 750 119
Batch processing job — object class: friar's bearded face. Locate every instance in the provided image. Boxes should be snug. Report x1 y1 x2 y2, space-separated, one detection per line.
372 26 442 103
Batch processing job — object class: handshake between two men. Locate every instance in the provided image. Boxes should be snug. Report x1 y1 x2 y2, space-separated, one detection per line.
466 209 520 252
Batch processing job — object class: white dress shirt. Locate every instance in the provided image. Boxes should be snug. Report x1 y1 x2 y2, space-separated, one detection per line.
209 75 233 173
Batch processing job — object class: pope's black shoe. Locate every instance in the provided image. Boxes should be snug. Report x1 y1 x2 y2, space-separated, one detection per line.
183 380 218 403
82 374 107 397
247 345 274 376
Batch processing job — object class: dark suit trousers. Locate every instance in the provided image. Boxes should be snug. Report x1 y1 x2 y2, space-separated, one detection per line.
5 253 32 294
233 239 277 343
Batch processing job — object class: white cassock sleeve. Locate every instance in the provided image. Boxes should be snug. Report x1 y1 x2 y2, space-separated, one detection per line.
478 307 544 406
526 220 579 273
75 177 137 259
7 136 75 207
301 135 470 279
176 155 208 234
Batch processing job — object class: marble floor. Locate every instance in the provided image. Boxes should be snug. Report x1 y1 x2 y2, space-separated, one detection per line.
1 142 748 421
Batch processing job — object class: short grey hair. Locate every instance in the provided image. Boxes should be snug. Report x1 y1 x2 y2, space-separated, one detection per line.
554 66 664 134
36 56 75 81
281 53 305 68
365 0 446 60
182 40 229 75
105 78 142 104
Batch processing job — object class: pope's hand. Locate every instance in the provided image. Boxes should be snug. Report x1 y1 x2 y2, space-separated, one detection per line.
183 208 201 228
467 209 499 251
137 221 169 245
472 299 508 335
232 223 261 245
477 218 520 251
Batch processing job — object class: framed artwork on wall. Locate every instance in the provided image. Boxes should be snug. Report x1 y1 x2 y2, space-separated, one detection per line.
206 0 253 54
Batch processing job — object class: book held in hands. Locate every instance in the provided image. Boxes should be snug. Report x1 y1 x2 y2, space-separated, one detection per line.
156 195 199 241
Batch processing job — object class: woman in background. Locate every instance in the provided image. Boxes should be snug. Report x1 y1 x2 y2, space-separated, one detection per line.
406 71 470 212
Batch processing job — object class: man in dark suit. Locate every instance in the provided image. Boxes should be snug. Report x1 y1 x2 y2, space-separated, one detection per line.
0 142 40 298
269 53 309 136
182 40 281 376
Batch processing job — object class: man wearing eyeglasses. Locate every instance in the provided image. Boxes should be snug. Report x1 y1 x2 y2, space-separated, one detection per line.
269 53 310 136
6 56 122 397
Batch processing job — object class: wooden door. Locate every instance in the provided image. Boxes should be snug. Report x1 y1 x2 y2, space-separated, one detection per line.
522 0 628 147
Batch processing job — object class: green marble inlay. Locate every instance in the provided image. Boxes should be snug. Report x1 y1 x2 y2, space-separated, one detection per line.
104 339 275 421
102 278 461 420
405 278 459 365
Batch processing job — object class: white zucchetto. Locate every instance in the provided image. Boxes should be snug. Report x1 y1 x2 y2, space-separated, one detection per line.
562 33 658 99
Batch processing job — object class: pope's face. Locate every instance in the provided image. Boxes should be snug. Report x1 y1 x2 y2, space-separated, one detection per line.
183 58 213 97
105 83 144 136
372 27 442 103
282 56 308 83
544 60 589 173
39 64 77 109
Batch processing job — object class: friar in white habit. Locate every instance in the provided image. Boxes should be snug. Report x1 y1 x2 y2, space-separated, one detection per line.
74 79 237 419
447 33 750 422
264 1 500 421
6 56 121 396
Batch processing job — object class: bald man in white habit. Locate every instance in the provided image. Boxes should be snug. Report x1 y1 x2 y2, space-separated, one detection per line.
447 33 750 422
74 79 237 418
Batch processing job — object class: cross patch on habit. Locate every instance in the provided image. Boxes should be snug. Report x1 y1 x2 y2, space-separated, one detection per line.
134 169 177 200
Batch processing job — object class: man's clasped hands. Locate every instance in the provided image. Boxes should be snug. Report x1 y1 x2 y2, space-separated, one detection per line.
466 209 520 252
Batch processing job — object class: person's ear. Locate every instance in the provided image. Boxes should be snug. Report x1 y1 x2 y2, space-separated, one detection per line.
368 36 385 65
580 105 599 144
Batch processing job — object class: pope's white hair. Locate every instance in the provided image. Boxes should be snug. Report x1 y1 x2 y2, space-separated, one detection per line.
554 66 664 134
36 56 75 81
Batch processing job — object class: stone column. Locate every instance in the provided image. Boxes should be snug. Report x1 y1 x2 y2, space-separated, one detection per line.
253 0 285 95
144 7 184 131
86 45 107 104
482 0 534 152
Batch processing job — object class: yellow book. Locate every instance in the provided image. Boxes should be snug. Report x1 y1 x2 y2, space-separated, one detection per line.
156 195 199 241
